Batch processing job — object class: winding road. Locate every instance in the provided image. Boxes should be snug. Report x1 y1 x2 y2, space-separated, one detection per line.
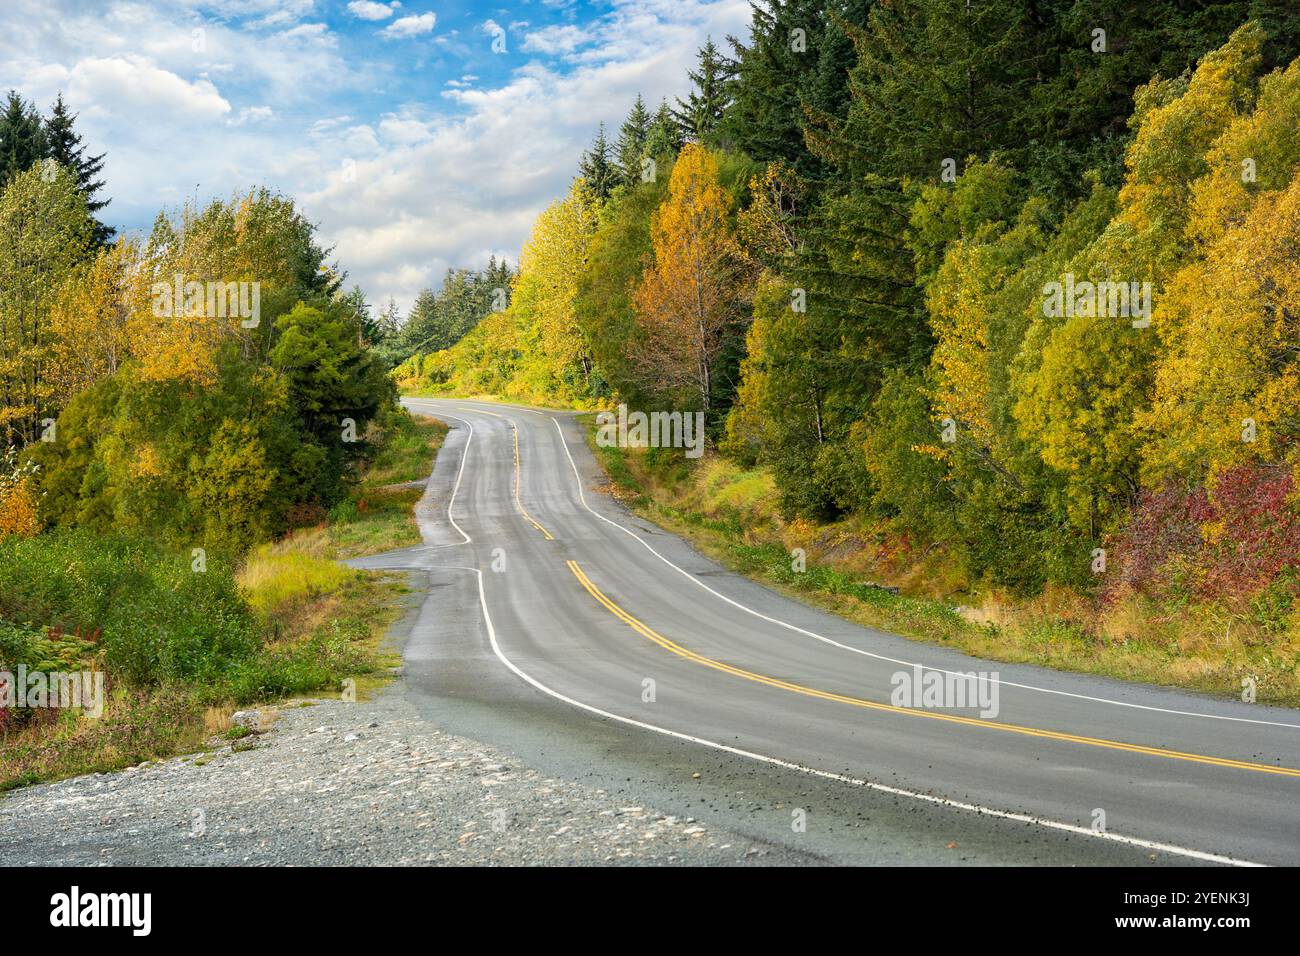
349 398 1300 866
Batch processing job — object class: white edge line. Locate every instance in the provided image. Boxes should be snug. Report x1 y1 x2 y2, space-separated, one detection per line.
548 416 1300 732
424 410 474 545
429 562 1262 868
404 399 1267 865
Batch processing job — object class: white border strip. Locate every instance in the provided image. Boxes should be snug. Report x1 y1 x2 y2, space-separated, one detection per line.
437 563 1263 868
549 416 1300 731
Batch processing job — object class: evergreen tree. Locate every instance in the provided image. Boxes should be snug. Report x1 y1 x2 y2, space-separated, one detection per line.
645 99 684 161
42 93 113 245
483 254 513 304
673 39 733 145
578 123 618 201
616 94 652 187
0 91 44 186
830 0 1044 185
720 1 869 180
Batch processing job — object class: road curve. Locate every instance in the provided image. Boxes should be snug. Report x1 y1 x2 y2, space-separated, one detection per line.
350 398 1300 866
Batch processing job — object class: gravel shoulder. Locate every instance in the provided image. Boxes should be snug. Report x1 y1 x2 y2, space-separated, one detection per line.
0 688 815 866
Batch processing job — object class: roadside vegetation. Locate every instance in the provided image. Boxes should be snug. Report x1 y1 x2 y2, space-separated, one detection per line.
0 411 442 790
261 412 448 561
589 429 1300 706
0 116 447 788
391 10 1300 707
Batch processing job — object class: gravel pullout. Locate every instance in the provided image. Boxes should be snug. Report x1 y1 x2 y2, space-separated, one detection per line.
0 690 815 866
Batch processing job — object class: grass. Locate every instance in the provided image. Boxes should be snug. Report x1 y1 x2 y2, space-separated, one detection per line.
0 409 447 791
267 411 447 562
582 418 1300 708
238 548 358 618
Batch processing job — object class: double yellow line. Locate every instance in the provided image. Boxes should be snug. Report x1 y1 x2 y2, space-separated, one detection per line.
513 423 553 540
463 405 552 540
567 560 1300 779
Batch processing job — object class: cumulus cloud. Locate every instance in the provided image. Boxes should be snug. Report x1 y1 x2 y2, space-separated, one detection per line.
0 0 752 312
65 55 231 120
381 12 435 38
347 0 399 21
521 25 591 56
231 105 274 125
281 22 336 47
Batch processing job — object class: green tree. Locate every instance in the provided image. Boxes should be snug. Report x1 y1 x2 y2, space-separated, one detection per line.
721 0 870 180
673 40 733 145
616 95 652 188
0 162 93 445
42 93 112 245
0 92 44 186
646 99 684 161
578 123 618 201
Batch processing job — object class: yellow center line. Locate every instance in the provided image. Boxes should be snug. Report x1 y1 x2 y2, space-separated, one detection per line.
512 421 553 540
566 560 1300 779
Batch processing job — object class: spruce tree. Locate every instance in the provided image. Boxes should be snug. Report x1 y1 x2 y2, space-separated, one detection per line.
672 39 733 145
645 99 683 162
615 95 651 188
0 91 44 186
42 93 113 245
578 122 617 200
834 0 1044 185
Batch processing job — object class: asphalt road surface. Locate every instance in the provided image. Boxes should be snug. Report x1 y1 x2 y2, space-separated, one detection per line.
348 397 1300 866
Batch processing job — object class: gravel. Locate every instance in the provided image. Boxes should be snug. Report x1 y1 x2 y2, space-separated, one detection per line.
0 689 810 866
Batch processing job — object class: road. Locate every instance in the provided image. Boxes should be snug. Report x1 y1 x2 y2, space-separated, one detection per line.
349 397 1300 866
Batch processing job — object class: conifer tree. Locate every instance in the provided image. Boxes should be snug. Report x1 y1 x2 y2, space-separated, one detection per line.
672 39 733 145
42 93 113 245
0 92 44 186
578 123 618 201
616 95 651 188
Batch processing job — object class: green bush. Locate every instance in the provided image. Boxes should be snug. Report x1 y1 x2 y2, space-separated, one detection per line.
0 529 259 686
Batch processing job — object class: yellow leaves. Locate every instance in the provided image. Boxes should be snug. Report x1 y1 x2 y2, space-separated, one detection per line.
631 144 745 408
516 178 598 380
926 240 995 447
1141 162 1300 484
1118 22 1265 275
48 239 144 402
130 443 165 480
1189 56 1300 249
737 162 804 265
0 162 94 445
0 479 40 538
911 443 951 464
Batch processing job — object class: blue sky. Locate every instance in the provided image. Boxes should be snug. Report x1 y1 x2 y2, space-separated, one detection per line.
0 0 752 311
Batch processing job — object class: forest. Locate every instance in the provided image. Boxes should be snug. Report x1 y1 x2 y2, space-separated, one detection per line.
394 1 1300 673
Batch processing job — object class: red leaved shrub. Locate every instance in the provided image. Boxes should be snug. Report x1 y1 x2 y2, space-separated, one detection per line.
1107 465 1300 602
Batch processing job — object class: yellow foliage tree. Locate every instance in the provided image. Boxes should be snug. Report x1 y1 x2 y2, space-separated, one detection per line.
631 143 745 412
0 162 93 445
47 238 145 405
0 446 40 537
1141 170 1300 480
514 178 599 388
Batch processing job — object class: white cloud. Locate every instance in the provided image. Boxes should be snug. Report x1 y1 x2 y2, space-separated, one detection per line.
380 12 435 38
0 0 753 313
231 105 274 125
347 1 400 21
280 22 336 47
65 55 231 121
521 25 591 56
